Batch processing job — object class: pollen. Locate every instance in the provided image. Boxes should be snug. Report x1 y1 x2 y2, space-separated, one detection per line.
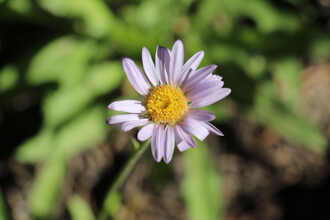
146 85 188 125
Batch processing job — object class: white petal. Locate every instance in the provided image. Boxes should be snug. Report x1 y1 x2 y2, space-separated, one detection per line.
122 58 151 96
164 126 175 163
121 119 149 132
151 125 165 162
180 117 210 141
107 114 140 125
137 124 155 141
108 100 145 113
142 47 159 86
170 40 184 85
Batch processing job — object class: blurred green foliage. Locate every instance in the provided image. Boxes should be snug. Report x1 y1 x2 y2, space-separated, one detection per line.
0 0 329 219
183 141 223 220
69 196 95 220
0 191 8 220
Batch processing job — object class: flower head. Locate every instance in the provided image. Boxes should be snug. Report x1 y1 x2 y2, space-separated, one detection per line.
107 40 231 163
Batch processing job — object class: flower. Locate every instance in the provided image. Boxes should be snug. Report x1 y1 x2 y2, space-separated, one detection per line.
107 40 231 163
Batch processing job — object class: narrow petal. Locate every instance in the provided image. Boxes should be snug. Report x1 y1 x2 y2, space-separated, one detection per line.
107 114 140 125
108 100 145 113
175 125 196 151
151 125 165 162
177 51 204 85
177 142 191 152
187 74 224 92
189 88 231 108
142 47 159 86
186 74 224 95
137 123 155 141
183 50 205 72
122 58 151 95
121 119 149 132
188 110 216 121
182 64 217 91
170 40 184 85
155 46 170 84
180 117 209 141
202 122 224 136
164 126 175 163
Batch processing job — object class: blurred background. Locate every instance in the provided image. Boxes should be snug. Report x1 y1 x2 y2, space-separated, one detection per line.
0 0 330 219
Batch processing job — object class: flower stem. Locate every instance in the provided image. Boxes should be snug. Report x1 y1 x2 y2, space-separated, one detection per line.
98 140 151 220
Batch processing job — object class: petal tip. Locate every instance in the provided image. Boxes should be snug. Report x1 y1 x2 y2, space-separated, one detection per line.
106 118 112 125
225 88 231 96
142 47 149 54
164 158 172 164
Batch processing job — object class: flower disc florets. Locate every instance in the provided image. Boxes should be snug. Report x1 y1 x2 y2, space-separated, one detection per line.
146 85 188 125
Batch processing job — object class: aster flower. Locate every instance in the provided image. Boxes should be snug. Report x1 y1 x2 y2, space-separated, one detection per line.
107 40 231 163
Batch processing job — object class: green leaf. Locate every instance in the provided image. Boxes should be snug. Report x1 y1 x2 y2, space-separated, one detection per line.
272 58 302 113
54 106 108 160
15 129 54 163
68 195 95 220
16 105 107 163
28 106 108 217
6 0 33 15
182 141 223 220
29 158 66 218
43 86 95 128
86 62 124 96
0 65 18 92
42 61 122 128
37 0 115 37
27 36 96 87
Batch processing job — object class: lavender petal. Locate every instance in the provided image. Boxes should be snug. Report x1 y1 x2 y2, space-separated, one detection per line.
170 40 184 85
151 125 165 162
107 114 140 125
164 126 175 163
180 117 209 141
177 51 204 85
142 47 159 86
188 110 216 121
108 100 145 113
155 46 170 84
137 123 155 141
175 125 196 151
121 119 149 132
189 88 231 108
202 121 224 136
122 58 151 95
182 64 217 91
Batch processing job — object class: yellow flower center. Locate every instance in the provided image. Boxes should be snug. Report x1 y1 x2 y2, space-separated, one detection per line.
146 85 188 125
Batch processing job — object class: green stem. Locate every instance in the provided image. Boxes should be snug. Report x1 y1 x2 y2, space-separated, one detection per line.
98 140 151 220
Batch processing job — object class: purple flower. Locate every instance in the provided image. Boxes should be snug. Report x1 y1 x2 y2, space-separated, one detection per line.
107 40 231 163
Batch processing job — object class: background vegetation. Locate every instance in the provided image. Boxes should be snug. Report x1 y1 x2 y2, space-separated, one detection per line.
0 0 329 219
